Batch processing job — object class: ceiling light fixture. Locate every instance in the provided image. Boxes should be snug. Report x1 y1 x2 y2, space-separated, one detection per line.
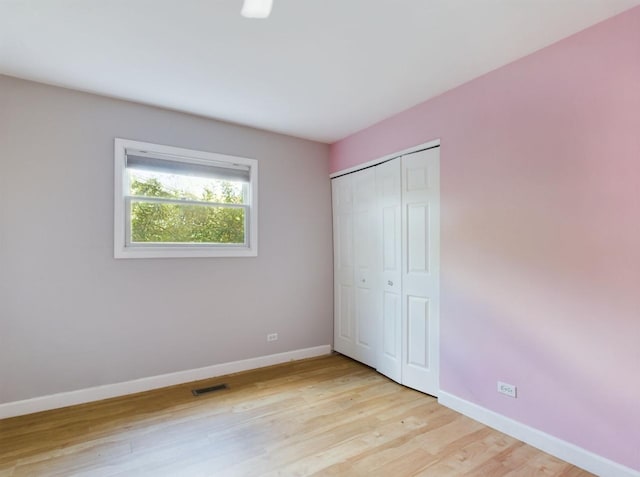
241 0 273 19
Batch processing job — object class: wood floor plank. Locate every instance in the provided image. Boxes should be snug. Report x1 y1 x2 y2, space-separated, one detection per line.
0 354 594 477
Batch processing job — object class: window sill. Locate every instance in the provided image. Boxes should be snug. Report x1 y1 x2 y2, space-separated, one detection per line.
114 245 258 259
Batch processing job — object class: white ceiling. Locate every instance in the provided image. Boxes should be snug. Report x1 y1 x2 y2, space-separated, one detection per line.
1 0 638 143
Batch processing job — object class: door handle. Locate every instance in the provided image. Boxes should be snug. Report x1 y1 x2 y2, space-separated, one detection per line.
388 280 393 286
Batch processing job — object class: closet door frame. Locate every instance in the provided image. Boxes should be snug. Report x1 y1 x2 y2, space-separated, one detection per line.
329 139 441 179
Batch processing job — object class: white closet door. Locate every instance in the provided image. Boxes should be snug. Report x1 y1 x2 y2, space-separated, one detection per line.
375 159 402 382
352 168 377 367
401 147 440 396
332 175 355 357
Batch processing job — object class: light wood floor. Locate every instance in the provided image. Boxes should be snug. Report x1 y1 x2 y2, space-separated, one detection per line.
0 354 593 477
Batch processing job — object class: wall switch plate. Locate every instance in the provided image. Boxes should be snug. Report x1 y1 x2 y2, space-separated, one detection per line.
267 333 278 342
498 381 517 398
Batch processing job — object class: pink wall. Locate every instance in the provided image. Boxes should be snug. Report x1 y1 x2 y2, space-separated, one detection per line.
330 7 640 471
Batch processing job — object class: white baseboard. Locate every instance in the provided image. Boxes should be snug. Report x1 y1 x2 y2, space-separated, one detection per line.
438 391 640 477
0 345 332 420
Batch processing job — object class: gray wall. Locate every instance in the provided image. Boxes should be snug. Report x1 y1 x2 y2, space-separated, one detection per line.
0 75 333 403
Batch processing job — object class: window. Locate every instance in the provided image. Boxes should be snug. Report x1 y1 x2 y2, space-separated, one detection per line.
114 138 258 258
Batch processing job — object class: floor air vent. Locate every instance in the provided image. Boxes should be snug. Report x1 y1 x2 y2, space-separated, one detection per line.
192 383 228 396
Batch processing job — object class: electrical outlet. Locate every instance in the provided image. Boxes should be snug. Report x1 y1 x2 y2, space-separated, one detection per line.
267 333 278 342
497 381 517 398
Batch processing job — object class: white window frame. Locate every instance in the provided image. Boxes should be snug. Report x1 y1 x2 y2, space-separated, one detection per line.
114 138 258 259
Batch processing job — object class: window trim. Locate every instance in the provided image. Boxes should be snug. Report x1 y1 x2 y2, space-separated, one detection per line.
114 138 258 259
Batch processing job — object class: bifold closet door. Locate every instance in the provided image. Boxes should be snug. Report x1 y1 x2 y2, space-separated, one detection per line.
332 169 377 367
375 158 402 382
401 147 440 396
332 145 440 396
351 169 377 367
332 174 354 358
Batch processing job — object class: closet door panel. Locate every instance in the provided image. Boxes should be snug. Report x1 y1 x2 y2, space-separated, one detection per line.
356 287 375 350
382 291 401 358
337 284 352 341
375 159 402 382
407 204 429 273
407 296 429 367
332 175 355 357
351 168 377 367
401 148 440 396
